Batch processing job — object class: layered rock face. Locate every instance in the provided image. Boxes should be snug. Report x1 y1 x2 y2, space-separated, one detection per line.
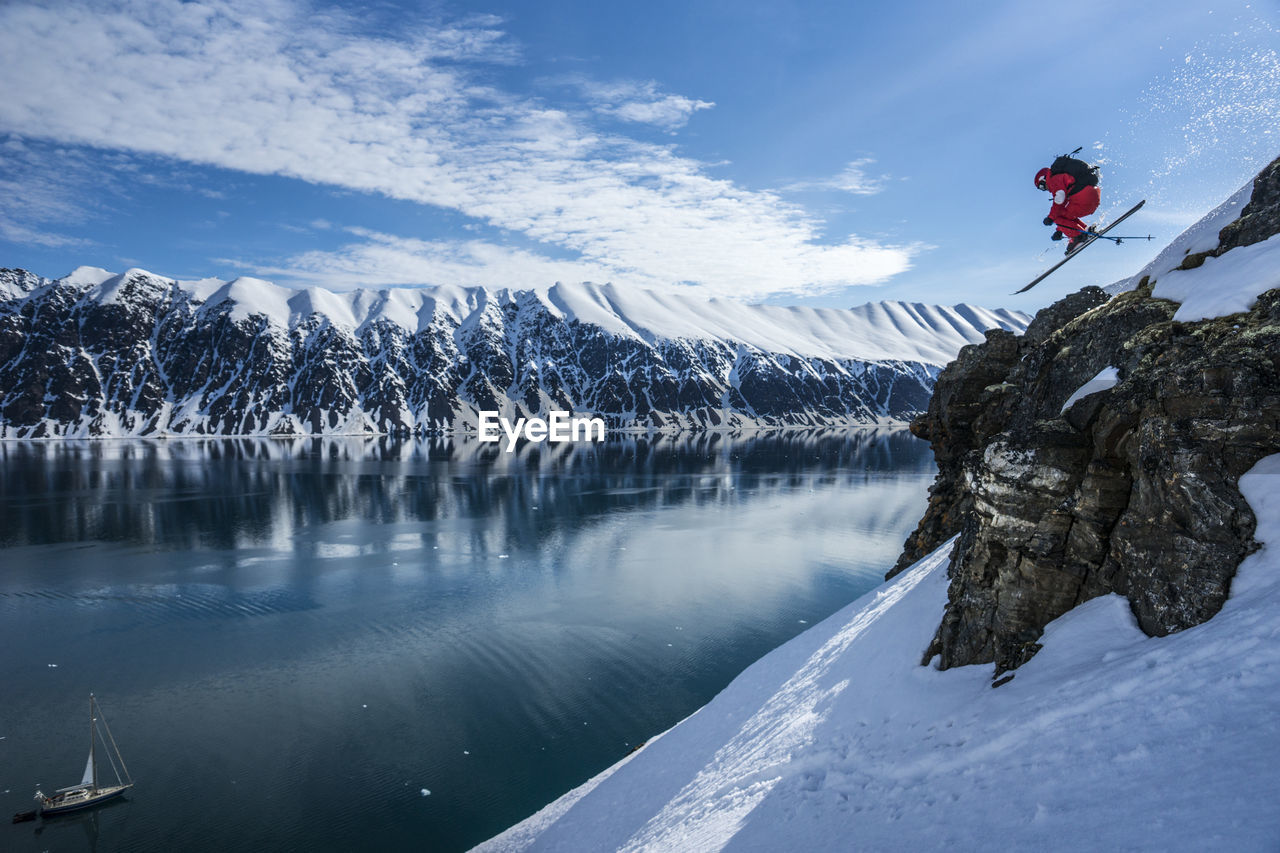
0 273 1026 439
897 156 1280 677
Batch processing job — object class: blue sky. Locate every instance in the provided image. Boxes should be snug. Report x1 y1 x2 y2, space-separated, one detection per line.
1 0 1276 312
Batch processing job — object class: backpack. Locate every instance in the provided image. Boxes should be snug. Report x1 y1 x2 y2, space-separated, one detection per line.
1049 154 1100 195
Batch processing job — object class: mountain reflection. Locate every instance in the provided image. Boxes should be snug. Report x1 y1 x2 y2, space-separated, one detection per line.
0 428 935 853
0 430 930 553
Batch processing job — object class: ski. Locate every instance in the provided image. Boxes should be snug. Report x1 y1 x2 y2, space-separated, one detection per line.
1015 200 1147 293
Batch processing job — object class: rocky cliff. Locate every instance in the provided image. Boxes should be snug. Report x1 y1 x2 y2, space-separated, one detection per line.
0 272 1027 439
895 155 1280 678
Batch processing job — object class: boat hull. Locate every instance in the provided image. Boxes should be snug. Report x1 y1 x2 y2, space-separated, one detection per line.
41 784 132 816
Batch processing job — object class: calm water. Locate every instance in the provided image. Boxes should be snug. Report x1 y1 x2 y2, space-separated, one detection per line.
0 431 933 852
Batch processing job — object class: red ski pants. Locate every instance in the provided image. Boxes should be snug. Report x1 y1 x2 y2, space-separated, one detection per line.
1050 185 1100 237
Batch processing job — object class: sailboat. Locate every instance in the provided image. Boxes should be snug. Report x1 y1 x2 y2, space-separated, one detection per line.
34 694 134 817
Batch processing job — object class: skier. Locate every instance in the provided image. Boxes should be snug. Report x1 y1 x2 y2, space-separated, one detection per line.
1035 153 1100 254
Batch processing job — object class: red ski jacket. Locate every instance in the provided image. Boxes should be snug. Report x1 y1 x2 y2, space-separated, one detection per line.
1043 172 1100 234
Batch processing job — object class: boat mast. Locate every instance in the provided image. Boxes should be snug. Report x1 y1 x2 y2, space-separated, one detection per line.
89 693 98 792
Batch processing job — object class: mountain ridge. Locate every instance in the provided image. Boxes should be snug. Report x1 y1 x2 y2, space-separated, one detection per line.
0 268 1028 439
53 265 1026 363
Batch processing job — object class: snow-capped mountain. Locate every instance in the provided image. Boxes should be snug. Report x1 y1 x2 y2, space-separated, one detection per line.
0 267 1028 439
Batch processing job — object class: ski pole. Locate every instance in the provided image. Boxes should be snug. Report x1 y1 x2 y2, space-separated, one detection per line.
1081 232 1152 244
1061 224 1152 243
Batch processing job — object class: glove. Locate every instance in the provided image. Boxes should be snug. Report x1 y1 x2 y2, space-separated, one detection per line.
1043 216 1054 226
1051 230 1064 241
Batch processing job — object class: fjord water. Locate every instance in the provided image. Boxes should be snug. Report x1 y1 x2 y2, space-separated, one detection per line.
0 431 933 852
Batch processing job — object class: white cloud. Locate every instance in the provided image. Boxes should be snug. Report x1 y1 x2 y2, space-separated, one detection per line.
0 140 111 249
575 79 715 130
249 228 628 291
0 0 913 300
783 158 888 196
0 219 94 250
831 159 889 195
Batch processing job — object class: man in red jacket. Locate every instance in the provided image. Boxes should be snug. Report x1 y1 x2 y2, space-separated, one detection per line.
1035 166 1100 253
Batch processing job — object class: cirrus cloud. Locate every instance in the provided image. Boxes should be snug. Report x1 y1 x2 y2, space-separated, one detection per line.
574 78 715 130
245 227 626 291
0 0 912 300
781 158 889 196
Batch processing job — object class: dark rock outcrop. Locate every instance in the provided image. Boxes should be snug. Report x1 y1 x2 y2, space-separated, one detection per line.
1217 156 1280 254
889 287 1110 580
897 155 1280 677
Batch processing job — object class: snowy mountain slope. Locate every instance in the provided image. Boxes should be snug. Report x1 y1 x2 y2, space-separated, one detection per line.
541 282 1025 364
1106 178 1253 299
0 268 1028 438
475 158 1280 852
1107 171 1280 320
64 267 1025 364
476 454 1280 853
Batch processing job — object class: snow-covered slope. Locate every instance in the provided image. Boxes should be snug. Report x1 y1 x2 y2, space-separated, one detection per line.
476 162 1280 852
541 283 1024 365
64 267 1024 364
0 268 1028 438
477 453 1280 852
1107 174 1280 318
